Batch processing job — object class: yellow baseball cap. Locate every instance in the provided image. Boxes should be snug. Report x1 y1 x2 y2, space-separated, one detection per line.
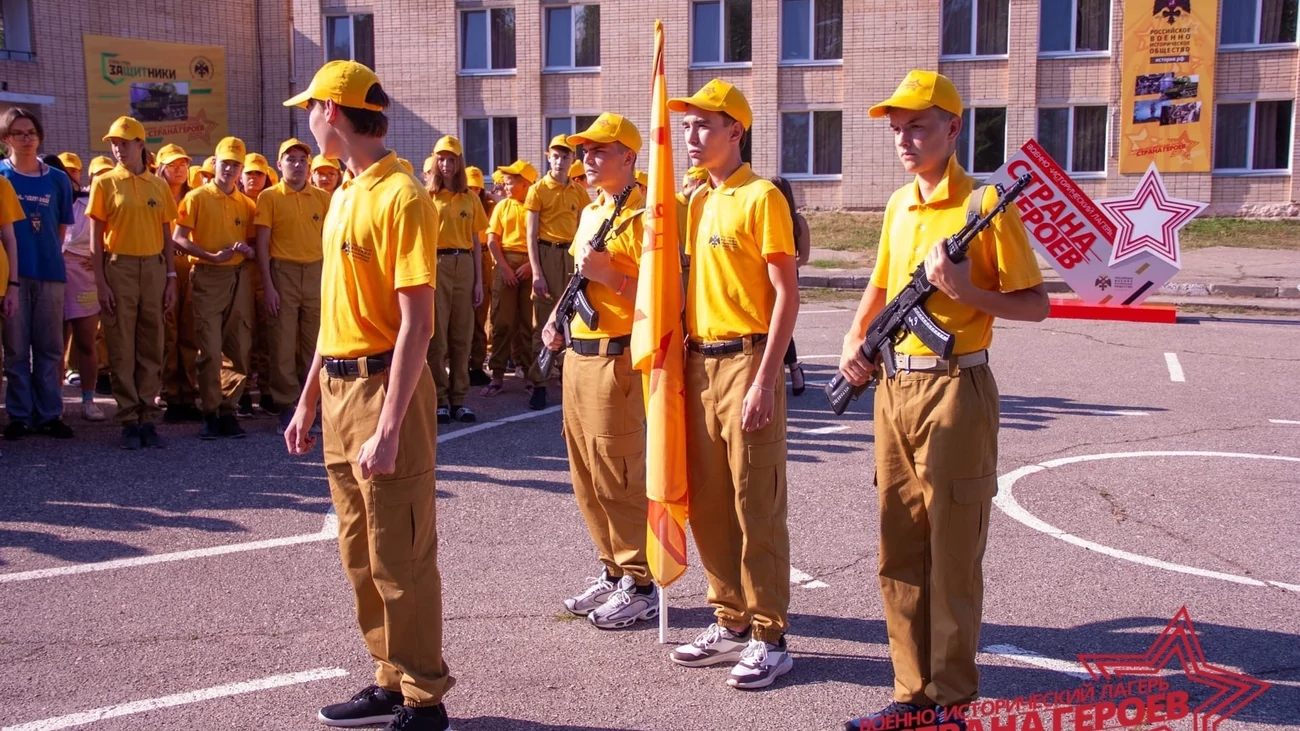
569 160 586 179
57 153 83 172
283 60 384 111
201 156 216 175
668 79 753 131
89 156 116 177
278 138 312 159
188 166 205 189
311 155 340 172
267 167 280 185
215 137 246 164
434 135 463 156
491 170 504 186
869 70 964 119
683 166 709 185
423 156 436 174
243 153 272 176
547 134 574 153
102 116 147 142
156 144 190 167
466 166 485 189
497 160 538 184
567 113 642 152
635 170 648 187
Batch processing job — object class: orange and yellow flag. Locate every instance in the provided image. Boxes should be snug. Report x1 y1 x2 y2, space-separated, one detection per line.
632 19 689 588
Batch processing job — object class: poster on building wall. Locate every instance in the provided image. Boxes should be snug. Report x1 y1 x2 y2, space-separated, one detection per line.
1118 0 1218 173
83 34 228 155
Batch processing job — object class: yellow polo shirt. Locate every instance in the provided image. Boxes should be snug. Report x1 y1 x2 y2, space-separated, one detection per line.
488 197 530 253
685 164 795 342
568 186 644 339
0 176 23 287
177 183 257 266
319 152 439 358
86 165 177 256
432 189 489 251
253 181 331 263
871 155 1042 356
523 173 590 243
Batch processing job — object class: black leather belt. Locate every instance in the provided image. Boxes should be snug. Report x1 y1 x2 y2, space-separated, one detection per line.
437 248 470 256
569 335 631 357
687 334 767 357
539 239 570 248
323 351 393 378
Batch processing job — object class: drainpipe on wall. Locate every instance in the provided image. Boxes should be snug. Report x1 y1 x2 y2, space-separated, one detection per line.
287 0 296 139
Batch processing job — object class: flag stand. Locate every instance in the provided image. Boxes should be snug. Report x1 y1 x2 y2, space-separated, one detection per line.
658 586 668 643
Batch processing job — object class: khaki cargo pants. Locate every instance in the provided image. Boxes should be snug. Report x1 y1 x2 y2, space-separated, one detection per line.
191 261 252 415
427 250 475 407
268 258 322 408
685 339 790 644
531 241 572 379
875 363 999 708
471 250 493 368
102 252 166 425
162 256 199 408
488 250 540 385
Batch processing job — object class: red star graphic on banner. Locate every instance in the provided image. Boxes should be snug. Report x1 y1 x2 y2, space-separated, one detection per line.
1098 163 1206 267
186 109 220 146
1077 607 1271 731
1171 131 1199 160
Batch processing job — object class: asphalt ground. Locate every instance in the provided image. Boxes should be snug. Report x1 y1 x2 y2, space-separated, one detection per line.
1 303 1298 731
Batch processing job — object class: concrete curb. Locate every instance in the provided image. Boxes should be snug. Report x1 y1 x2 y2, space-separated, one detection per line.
799 275 1300 299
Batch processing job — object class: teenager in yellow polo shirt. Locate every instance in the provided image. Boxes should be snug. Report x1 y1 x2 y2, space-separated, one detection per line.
539 113 657 629
667 79 800 690
481 159 537 400
524 135 590 410
156 143 203 423
172 136 257 440
426 135 486 424
465 165 493 387
312 155 342 196
241 151 275 414
255 138 331 431
838 71 1048 731
281 60 453 731
87 116 179 449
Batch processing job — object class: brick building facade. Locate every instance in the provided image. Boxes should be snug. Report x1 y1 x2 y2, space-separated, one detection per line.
2 0 1297 213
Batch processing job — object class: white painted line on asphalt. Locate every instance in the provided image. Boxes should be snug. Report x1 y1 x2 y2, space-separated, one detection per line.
789 567 828 589
800 354 841 360
1164 352 1185 382
981 644 1090 679
995 451 1300 592
800 425 850 435
437 405 563 444
1096 410 1151 417
800 309 852 315
1270 419 1300 425
1 667 347 731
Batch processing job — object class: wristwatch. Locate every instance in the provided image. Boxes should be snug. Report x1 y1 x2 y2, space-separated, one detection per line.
6 280 18 289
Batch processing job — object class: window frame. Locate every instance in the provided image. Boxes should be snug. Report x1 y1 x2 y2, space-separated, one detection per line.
322 13 374 66
543 4 601 73
690 0 754 70
778 108 843 180
458 8 517 76
0 0 36 62
1212 99 1296 176
461 116 519 174
778 0 844 67
543 114 602 157
1219 0 1300 51
940 0 1010 61
1037 0 1112 58
957 106 1009 176
1036 105 1109 178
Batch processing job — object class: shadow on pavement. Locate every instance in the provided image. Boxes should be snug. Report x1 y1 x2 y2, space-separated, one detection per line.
1001 395 1167 431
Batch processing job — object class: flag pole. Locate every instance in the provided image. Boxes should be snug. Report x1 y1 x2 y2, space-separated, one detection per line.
659 585 668 643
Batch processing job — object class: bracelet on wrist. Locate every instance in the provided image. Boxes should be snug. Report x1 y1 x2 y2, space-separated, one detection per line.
750 382 774 393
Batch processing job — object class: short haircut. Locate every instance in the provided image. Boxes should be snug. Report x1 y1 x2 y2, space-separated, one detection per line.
310 83 391 138
719 111 749 152
2 107 43 141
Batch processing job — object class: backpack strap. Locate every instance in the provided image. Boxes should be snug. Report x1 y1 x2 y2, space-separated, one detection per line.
967 184 990 223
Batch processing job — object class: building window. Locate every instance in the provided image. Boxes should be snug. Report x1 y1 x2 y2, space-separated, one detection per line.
1037 106 1108 174
1214 101 1294 172
780 0 842 62
461 8 516 72
1221 0 1298 47
692 0 751 65
325 14 374 68
463 117 519 174
942 0 1009 57
545 115 601 157
1039 0 1109 54
780 111 842 176
0 0 35 61
956 107 1007 174
545 5 600 70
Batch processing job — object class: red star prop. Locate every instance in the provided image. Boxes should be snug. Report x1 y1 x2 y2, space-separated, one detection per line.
1077 607 1271 731
1098 163 1205 267
186 109 220 146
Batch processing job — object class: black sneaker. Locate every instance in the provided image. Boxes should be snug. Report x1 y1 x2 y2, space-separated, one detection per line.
95 373 112 396
452 406 476 423
528 385 548 411
4 421 29 441
317 684 403 728
120 424 142 451
139 423 166 449
39 419 75 439
183 404 205 422
386 704 450 731
218 413 246 439
843 702 931 731
163 405 188 424
199 415 221 440
237 393 254 417
468 367 491 387
437 406 451 425
259 394 281 415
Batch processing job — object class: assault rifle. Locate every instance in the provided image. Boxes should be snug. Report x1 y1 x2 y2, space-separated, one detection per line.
824 173 1033 415
537 184 636 378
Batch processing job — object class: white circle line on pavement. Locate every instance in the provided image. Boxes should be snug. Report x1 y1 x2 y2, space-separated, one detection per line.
1164 352 1185 382
994 451 1300 592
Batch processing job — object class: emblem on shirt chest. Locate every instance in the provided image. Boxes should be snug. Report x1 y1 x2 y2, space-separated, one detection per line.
312 213 321 222
234 217 243 227
708 233 738 251
147 198 158 208
459 210 468 219
341 240 373 263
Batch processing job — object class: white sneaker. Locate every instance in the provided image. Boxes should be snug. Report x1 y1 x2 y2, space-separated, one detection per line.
82 402 106 422
727 637 794 689
588 576 659 630
670 623 752 667
563 570 617 616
